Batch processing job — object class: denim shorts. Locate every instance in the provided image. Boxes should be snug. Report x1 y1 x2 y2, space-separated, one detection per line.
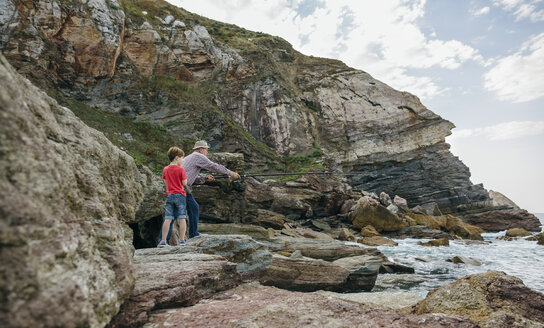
164 193 187 220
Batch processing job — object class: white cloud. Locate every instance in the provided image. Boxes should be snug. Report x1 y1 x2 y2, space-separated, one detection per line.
493 0 544 22
473 6 491 16
484 33 544 103
168 0 482 100
450 121 544 141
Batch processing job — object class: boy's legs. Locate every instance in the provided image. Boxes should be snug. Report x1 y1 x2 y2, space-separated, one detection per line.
159 218 173 243
186 193 199 238
178 219 187 242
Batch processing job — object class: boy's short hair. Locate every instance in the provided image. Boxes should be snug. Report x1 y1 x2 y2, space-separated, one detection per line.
167 147 184 162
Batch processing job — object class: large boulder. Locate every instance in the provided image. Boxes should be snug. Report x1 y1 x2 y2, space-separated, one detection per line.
108 252 241 328
260 254 350 292
0 54 155 327
349 196 407 232
406 214 484 240
505 228 532 237
411 271 544 328
146 284 478 327
332 255 381 291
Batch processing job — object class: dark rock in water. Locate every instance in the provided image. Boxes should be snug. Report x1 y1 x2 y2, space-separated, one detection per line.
380 261 416 274
358 236 398 246
0 54 159 327
505 228 532 237
411 271 544 328
419 238 450 247
108 253 241 328
446 256 482 266
463 209 542 232
145 284 478 327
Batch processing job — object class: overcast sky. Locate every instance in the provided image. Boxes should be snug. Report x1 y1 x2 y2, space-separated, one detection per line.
168 0 544 213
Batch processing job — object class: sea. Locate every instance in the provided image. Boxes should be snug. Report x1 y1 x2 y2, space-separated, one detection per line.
352 213 544 297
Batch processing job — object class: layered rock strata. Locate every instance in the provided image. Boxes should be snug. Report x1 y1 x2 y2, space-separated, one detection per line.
0 54 159 327
0 0 527 220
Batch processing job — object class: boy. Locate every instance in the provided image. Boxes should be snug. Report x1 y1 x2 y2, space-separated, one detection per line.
158 147 188 247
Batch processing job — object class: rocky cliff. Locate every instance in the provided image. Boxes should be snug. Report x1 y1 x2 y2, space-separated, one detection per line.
0 53 162 327
0 0 532 220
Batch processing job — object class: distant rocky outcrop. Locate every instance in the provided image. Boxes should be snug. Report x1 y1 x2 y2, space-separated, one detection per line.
463 209 542 232
0 54 160 327
412 271 544 327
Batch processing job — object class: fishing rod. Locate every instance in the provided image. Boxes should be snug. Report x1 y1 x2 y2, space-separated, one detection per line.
209 171 365 178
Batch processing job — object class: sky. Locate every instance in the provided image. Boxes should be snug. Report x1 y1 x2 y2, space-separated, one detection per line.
168 0 544 213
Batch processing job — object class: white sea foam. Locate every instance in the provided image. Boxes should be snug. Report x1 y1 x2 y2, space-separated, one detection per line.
351 231 544 297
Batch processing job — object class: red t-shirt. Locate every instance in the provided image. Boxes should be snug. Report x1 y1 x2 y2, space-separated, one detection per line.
162 165 187 196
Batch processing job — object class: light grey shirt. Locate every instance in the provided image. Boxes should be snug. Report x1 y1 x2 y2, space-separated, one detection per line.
182 152 231 186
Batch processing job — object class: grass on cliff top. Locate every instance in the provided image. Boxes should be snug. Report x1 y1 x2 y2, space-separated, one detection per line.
52 92 185 176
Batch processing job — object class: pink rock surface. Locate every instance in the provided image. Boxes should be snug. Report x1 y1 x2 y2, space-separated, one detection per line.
146 283 477 328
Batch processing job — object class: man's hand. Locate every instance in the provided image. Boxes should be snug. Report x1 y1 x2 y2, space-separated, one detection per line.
206 175 215 182
230 171 241 180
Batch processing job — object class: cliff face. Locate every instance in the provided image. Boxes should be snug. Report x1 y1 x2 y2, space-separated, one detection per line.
0 53 163 327
0 0 495 214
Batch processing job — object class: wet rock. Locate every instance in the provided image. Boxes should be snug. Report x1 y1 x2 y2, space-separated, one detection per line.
505 228 532 237
260 254 350 292
337 227 356 241
350 196 407 232
411 271 544 328
463 209 542 232
379 261 416 274
108 253 241 328
332 255 382 291
419 238 450 247
358 236 398 246
446 256 482 266
146 283 478 327
198 223 274 240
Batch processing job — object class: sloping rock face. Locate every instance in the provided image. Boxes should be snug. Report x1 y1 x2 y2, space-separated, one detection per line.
146 283 478 327
412 271 544 328
0 0 517 219
0 54 160 327
108 252 241 328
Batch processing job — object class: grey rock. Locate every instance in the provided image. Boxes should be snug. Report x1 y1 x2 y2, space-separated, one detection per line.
0 54 147 328
109 252 241 328
379 191 392 206
333 255 381 291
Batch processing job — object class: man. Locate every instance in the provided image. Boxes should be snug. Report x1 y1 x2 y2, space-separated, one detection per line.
182 140 240 238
